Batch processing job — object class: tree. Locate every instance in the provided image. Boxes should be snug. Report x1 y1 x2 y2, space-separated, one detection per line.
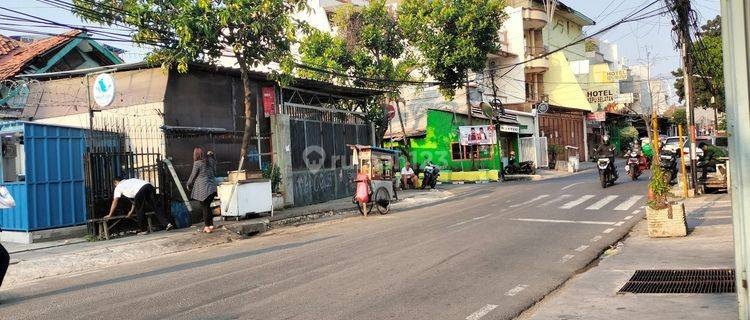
672 16 724 113
73 0 307 171
671 108 687 127
397 0 507 99
298 0 415 147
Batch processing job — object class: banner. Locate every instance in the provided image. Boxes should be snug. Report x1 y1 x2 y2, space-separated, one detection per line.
586 111 606 122
459 125 497 146
262 87 276 116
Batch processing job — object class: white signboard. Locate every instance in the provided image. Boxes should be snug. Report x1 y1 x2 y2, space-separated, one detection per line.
605 70 628 81
459 125 497 146
499 125 520 133
587 89 615 103
93 73 115 107
615 93 635 104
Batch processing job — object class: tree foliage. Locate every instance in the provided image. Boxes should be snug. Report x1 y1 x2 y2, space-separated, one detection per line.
671 108 687 126
397 0 507 99
672 15 724 113
298 0 415 145
72 0 307 170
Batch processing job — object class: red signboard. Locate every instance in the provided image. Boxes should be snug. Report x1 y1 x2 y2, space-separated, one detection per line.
586 111 606 122
386 104 396 120
262 87 275 116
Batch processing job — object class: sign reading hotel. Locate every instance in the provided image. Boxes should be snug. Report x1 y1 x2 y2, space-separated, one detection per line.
587 89 615 103
605 70 628 81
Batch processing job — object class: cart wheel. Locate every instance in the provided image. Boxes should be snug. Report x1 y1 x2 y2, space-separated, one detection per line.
374 187 391 215
357 200 374 216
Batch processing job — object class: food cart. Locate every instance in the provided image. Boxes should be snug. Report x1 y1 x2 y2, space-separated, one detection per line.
350 145 397 215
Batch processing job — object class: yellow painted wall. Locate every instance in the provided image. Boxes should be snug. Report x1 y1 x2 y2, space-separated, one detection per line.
543 52 592 111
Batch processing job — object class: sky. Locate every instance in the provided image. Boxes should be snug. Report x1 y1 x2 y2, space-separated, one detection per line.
1 0 722 101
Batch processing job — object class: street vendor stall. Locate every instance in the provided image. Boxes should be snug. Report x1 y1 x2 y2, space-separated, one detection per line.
350 145 397 215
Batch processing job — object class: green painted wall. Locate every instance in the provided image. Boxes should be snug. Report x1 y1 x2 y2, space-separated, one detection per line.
388 110 519 172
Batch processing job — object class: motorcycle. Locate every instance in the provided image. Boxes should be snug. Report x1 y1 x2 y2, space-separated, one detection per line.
597 155 618 188
421 163 440 190
660 149 679 184
504 153 536 175
624 149 648 181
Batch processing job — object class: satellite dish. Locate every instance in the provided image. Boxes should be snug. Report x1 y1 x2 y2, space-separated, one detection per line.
536 101 549 114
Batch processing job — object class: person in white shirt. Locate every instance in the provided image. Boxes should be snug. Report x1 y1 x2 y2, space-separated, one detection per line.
400 162 418 190
0 185 14 290
107 177 173 234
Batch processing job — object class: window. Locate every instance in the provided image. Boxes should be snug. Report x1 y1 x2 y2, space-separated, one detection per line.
2 133 24 182
451 143 491 160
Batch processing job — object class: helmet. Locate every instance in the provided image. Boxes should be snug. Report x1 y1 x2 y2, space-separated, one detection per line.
602 135 609 143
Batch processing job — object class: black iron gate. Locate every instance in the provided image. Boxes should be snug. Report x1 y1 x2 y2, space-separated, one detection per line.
83 147 170 236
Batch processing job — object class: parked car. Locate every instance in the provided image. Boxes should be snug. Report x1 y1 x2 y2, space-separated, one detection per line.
663 136 684 153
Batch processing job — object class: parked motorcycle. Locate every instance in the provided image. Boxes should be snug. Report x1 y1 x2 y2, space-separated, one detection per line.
624 149 648 181
504 152 536 175
660 149 679 184
421 162 440 190
597 155 618 188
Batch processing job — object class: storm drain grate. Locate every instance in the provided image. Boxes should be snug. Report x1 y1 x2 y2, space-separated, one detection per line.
618 269 735 294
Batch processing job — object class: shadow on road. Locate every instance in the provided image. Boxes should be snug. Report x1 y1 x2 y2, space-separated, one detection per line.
2 236 338 305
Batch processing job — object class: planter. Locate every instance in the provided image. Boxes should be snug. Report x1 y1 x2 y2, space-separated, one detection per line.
272 193 285 211
646 202 687 238
555 160 568 172
548 155 557 170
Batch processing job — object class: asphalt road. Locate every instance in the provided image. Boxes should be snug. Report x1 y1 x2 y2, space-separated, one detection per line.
0 165 650 320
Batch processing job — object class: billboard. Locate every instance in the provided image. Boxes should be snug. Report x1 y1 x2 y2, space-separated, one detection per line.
459 125 497 146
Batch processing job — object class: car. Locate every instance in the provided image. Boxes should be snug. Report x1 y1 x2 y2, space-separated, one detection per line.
663 136 684 153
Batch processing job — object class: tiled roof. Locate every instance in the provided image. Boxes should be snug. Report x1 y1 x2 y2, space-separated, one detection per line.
0 30 83 80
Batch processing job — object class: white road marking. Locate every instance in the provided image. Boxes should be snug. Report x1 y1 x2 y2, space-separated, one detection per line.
560 195 595 209
561 182 584 190
509 218 615 225
614 221 625 226
466 304 499 320
632 209 641 214
590 235 603 242
473 214 492 220
574 245 589 252
624 215 634 220
491 203 498 207
510 194 550 208
537 194 572 207
479 195 491 199
506 200 512 203
614 195 644 211
449 220 471 228
504 285 529 296
603 228 614 233
586 195 619 210
561 254 575 263
640 206 646 209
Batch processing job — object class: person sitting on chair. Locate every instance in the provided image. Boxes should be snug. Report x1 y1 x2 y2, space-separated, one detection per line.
400 162 418 190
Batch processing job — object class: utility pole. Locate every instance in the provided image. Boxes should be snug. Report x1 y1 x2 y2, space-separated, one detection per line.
674 0 699 192
466 76 475 170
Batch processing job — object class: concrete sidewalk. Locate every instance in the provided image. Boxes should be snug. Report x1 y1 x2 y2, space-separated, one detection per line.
1 186 460 288
520 193 737 320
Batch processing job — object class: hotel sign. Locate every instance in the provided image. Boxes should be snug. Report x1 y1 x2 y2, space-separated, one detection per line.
587 89 615 103
605 70 628 81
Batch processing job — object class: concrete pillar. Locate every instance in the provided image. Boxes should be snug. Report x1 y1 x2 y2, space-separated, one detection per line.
271 113 294 206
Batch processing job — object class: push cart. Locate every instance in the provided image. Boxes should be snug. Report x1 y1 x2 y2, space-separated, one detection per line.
350 145 398 215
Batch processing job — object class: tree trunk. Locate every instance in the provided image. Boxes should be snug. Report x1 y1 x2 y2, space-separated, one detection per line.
395 99 410 157
236 59 257 172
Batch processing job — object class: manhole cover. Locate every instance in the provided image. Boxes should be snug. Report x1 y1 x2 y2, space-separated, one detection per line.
618 269 735 294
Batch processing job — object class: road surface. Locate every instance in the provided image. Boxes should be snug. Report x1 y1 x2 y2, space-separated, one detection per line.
0 167 649 320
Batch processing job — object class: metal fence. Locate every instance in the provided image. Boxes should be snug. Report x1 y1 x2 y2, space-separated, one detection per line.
83 144 169 236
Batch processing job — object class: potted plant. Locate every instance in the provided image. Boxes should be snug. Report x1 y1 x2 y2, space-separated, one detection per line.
646 164 687 237
263 164 284 210
548 144 563 170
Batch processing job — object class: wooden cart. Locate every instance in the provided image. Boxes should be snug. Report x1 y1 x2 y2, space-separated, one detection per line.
350 145 398 215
